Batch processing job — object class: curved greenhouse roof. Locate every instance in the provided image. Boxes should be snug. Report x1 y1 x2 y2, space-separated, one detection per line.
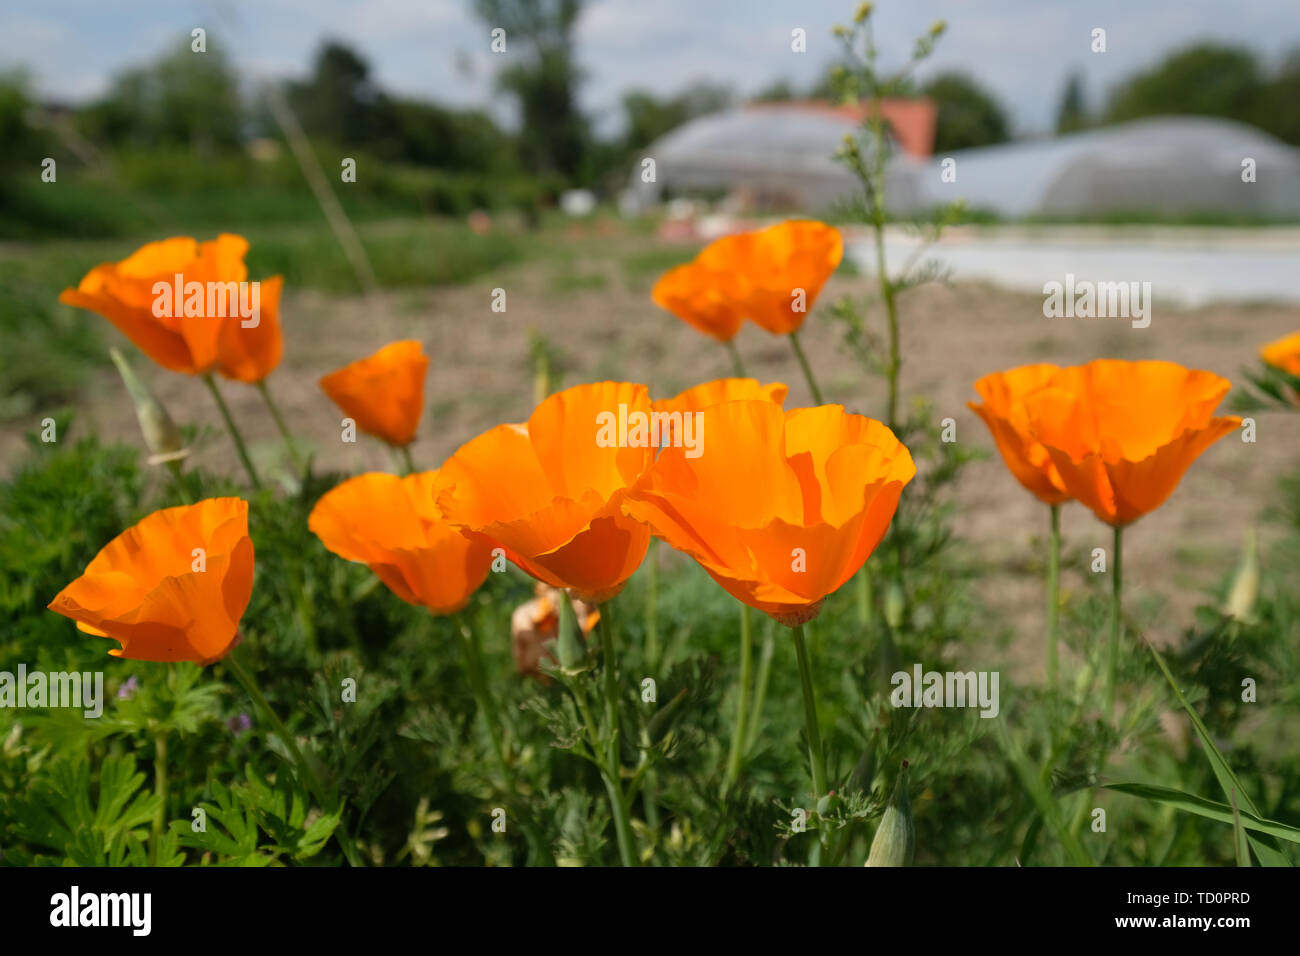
628 110 1300 220
911 116 1300 219
625 103 925 212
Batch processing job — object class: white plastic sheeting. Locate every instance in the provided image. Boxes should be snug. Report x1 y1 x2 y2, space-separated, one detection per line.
629 111 1300 220
625 106 922 212
912 117 1300 219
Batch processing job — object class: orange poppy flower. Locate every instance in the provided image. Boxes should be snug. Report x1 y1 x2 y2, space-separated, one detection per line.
652 221 842 339
1022 360 1242 527
510 584 601 680
309 471 493 614
1261 331 1300 377
651 260 749 343
969 364 1070 505
623 401 915 625
59 234 284 383
436 382 654 603
47 497 254 664
697 220 843 335
319 340 429 447
652 377 788 447
653 377 789 415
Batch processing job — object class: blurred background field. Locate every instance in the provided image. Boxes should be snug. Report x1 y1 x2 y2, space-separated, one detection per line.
3 1 1300 866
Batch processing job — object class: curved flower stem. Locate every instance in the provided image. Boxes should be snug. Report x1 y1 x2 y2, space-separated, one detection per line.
724 603 753 791
792 623 827 799
202 375 261 489
398 444 416 475
788 330 825 405
150 729 168 866
255 380 307 479
1104 524 1124 725
225 651 363 866
725 340 747 378
1047 504 1061 690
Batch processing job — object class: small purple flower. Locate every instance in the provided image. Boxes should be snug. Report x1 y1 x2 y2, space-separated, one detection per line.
117 676 140 700
227 712 252 736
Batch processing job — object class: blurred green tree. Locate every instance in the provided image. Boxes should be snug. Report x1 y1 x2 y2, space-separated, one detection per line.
1055 72 1088 134
921 72 1011 152
620 81 733 153
472 0 589 181
77 40 243 150
1105 44 1263 124
1258 48 1300 145
287 41 385 146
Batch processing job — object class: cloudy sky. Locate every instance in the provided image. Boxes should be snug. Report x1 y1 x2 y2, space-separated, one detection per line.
3 0 1297 135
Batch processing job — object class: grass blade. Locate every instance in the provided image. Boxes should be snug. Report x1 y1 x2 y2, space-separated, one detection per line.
1147 642 1291 865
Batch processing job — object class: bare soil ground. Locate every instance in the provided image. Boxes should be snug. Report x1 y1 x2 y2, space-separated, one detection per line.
11 230 1298 681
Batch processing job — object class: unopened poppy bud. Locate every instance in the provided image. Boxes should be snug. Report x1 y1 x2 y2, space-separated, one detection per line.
884 579 905 630
110 347 188 466
866 760 913 866
1223 527 1258 623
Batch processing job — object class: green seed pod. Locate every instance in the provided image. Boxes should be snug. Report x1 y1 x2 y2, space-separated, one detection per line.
866 761 914 867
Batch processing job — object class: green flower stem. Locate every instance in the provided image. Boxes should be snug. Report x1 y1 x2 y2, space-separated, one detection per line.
1047 503 1061 690
856 565 871 626
793 623 827 799
645 539 659 669
454 612 554 865
453 613 507 768
225 651 363 866
596 606 638 866
571 658 637 867
725 340 747 377
165 460 192 504
398 444 416 475
1104 524 1124 724
150 729 167 866
745 623 776 753
871 211 902 430
255 380 307 479
202 375 261 489
724 603 754 790
788 330 825 405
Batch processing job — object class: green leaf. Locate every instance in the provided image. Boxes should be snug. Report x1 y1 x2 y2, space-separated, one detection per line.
1144 643 1291 865
1102 782 1300 845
